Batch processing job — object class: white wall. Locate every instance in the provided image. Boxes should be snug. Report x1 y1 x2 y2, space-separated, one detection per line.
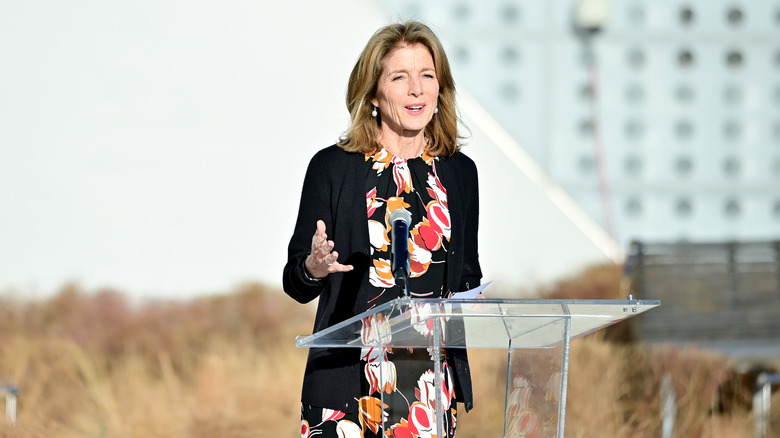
0 1 616 300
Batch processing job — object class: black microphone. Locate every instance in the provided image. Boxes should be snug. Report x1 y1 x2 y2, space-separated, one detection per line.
389 209 411 294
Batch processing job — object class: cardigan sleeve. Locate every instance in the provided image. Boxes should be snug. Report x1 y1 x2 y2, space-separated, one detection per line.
457 153 482 292
282 148 336 303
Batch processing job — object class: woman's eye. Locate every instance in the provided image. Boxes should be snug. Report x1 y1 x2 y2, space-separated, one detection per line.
392 75 404 81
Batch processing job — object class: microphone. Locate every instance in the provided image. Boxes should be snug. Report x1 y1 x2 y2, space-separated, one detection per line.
388 208 412 294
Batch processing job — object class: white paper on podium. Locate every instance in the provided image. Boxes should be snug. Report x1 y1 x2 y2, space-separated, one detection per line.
450 281 492 299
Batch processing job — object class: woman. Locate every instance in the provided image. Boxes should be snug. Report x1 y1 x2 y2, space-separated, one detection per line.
283 21 481 438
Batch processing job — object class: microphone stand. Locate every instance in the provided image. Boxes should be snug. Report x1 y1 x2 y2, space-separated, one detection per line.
394 268 410 298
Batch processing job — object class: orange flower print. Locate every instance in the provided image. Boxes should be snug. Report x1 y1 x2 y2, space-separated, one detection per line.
358 396 388 435
366 187 383 218
392 157 413 196
421 150 436 166
367 149 393 174
368 219 390 253
385 198 411 217
369 258 395 288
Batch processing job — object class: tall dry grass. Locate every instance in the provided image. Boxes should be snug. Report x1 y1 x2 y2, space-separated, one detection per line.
0 266 777 437
0 284 314 438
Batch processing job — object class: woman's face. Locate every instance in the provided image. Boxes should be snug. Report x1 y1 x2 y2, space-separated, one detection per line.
372 43 440 138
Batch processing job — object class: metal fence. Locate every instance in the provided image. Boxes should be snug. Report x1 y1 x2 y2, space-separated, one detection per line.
630 240 780 358
628 240 780 438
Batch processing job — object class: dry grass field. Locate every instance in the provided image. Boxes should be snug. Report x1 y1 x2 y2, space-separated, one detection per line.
1 265 778 437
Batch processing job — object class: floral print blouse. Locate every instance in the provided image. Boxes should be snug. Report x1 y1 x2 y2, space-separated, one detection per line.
365 148 451 302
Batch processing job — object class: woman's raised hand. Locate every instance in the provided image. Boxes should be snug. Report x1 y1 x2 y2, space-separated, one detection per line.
304 220 354 279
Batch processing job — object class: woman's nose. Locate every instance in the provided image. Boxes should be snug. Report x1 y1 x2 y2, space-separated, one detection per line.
409 77 422 96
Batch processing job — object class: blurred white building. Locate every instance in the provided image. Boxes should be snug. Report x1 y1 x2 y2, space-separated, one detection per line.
377 0 780 249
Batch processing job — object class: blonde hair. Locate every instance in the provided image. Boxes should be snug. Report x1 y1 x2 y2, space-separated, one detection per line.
338 21 463 157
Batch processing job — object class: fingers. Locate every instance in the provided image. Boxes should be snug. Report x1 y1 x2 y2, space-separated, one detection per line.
313 238 334 258
306 220 353 279
321 252 354 273
327 259 354 273
321 250 338 267
313 220 328 248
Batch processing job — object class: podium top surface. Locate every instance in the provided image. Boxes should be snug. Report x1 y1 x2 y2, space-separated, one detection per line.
296 298 660 349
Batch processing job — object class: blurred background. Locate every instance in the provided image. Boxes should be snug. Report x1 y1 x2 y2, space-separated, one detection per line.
1 1 780 437
1 0 779 301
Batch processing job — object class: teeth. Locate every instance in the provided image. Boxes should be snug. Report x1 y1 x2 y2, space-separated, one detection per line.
408 106 423 110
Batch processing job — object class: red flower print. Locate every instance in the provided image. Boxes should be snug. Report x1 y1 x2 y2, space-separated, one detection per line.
389 418 416 438
301 419 310 438
415 366 454 412
506 376 541 438
408 234 432 279
408 401 434 437
322 408 346 422
425 201 450 240
507 408 540 438
411 218 443 252
366 187 383 218
360 314 397 395
425 172 447 207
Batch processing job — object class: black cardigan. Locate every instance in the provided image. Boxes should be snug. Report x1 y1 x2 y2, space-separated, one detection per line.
283 144 482 412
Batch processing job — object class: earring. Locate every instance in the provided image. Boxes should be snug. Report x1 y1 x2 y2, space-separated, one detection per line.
371 106 378 118
434 107 439 114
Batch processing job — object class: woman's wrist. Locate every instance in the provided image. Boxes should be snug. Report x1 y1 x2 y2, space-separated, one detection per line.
303 256 324 282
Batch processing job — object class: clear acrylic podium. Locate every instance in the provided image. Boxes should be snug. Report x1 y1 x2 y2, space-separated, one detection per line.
296 297 660 437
